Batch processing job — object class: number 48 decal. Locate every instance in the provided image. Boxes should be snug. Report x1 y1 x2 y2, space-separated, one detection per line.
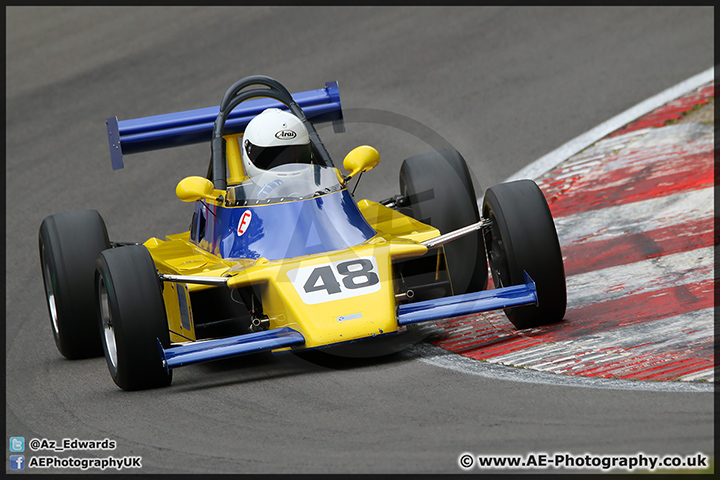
304 259 379 293
287 257 381 304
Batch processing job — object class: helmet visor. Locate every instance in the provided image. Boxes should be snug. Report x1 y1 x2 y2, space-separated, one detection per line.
245 140 312 171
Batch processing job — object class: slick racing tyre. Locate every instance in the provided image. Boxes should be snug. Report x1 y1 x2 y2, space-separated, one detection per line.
39 209 110 359
399 149 488 295
95 245 172 391
482 179 566 329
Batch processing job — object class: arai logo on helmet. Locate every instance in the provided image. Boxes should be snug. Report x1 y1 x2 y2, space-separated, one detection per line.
275 130 297 140
237 210 252 237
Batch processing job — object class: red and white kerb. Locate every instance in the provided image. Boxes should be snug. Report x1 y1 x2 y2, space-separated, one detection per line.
431 82 715 383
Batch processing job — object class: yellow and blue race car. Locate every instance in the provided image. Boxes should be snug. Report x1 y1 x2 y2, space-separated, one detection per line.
39 76 566 390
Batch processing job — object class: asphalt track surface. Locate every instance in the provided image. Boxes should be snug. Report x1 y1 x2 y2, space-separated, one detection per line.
5 6 715 474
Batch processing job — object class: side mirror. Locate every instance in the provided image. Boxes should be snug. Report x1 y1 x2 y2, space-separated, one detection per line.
176 176 223 203
342 145 380 182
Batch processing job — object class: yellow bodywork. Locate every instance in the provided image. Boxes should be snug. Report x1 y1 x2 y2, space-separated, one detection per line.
144 197 442 349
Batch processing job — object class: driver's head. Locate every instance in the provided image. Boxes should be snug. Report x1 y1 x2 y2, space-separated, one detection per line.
241 108 311 180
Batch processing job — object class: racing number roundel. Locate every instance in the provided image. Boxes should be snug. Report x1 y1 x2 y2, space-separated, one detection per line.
287 257 381 305
237 210 252 237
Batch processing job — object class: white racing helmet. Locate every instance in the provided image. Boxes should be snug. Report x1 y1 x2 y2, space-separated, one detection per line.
241 108 312 180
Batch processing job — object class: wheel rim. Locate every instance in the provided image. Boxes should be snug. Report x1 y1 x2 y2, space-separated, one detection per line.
484 212 511 288
40 244 60 337
98 275 118 369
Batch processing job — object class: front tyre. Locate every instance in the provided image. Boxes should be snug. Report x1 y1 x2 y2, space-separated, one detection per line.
39 210 110 359
95 245 172 391
399 149 488 295
482 180 566 329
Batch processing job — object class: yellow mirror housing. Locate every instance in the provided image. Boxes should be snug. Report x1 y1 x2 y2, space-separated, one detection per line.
342 145 380 181
176 176 223 203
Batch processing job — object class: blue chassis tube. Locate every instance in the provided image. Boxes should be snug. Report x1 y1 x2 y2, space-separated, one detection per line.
107 81 343 170
156 274 538 371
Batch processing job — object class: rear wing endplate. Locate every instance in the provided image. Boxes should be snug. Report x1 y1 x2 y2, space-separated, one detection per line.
106 81 343 170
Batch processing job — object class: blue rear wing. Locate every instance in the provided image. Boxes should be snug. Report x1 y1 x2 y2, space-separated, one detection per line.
106 81 344 170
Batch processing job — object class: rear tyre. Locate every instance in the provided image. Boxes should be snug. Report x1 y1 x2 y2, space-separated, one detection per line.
482 179 566 329
399 149 488 295
95 245 172 391
38 210 110 359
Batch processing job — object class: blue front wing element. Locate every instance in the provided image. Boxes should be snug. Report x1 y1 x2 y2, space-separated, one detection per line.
397 272 538 326
156 274 538 371
158 327 306 373
107 81 343 170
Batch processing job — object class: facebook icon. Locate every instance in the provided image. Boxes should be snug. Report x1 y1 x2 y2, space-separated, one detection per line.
9 454 25 470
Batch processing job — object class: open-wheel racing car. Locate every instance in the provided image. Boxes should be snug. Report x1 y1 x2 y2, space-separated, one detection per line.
39 76 567 390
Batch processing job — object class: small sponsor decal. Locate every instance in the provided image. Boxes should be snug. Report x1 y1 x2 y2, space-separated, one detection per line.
337 313 363 322
275 130 297 140
237 210 252 237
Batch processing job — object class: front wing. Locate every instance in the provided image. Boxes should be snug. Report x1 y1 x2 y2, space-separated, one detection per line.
156 273 537 372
